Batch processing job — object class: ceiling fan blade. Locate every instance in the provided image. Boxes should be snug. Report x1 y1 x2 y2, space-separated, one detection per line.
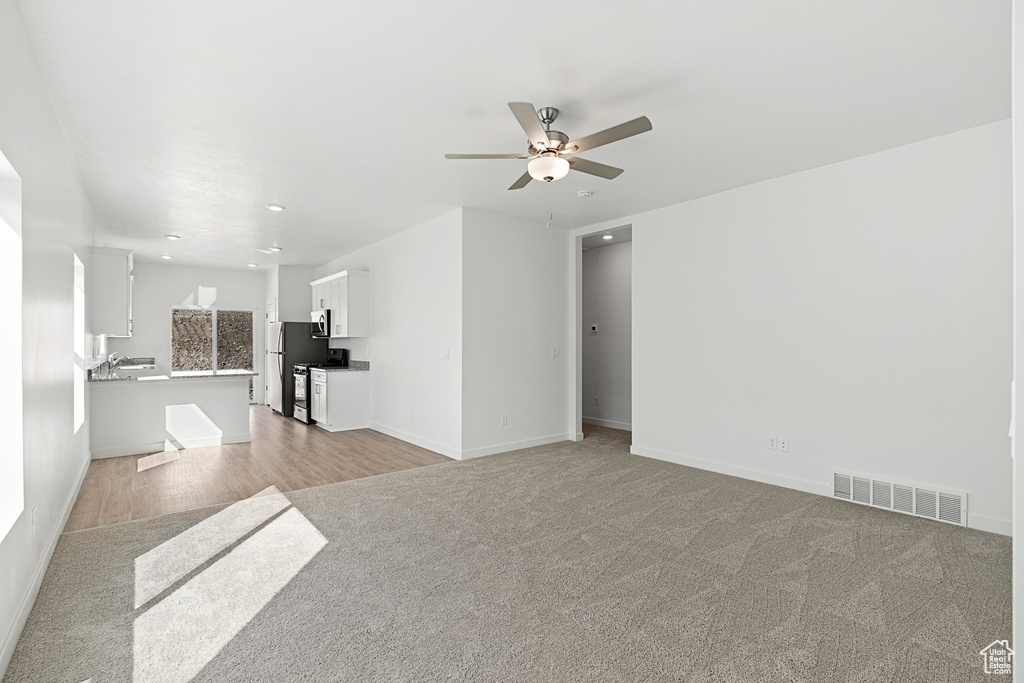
563 116 652 154
567 157 624 180
508 102 550 150
508 171 533 190
445 153 530 160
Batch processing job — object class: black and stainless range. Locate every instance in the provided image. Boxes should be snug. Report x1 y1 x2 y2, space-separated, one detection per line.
293 348 349 424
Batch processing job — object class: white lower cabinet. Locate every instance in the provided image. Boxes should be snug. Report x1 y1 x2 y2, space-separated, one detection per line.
313 371 369 432
311 370 328 423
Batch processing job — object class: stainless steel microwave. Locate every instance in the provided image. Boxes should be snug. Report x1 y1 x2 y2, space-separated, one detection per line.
311 309 330 337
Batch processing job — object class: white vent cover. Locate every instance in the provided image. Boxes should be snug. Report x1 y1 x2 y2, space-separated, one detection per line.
832 470 967 527
834 473 851 500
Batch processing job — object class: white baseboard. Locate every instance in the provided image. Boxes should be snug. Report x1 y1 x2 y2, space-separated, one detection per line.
91 432 251 459
459 433 572 460
968 512 1012 536
630 444 832 498
631 444 1012 537
0 452 90 677
572 432 584 442
368 422 462 460
582 417 632 431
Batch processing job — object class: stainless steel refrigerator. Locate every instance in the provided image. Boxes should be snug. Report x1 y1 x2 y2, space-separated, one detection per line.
267 322 327 416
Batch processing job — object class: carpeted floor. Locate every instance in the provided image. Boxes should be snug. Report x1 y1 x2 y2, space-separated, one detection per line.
3 427 1012 682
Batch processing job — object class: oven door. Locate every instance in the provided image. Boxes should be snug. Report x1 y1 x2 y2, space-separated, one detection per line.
294 371 312 423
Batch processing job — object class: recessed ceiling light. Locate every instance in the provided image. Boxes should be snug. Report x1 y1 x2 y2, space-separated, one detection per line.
268 246 282 252
161 254 172 259
165 234 181 240
603 235 613 240
248 263 257 268
265 204 285 212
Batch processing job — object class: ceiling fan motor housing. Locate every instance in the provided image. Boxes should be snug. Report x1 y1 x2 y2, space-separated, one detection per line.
530 130 568 155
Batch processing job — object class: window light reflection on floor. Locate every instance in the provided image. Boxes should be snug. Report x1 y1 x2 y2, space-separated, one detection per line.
134 486 288 608
136 451 181 473
133 491 327 683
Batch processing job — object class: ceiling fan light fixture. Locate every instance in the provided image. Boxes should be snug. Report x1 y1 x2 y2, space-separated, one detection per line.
528 154 569 182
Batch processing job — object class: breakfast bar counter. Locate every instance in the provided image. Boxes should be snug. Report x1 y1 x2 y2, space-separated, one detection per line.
89 372 257 458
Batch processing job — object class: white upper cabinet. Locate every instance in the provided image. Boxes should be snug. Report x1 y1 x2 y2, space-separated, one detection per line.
312 281 332 312
309 270 369 338
91 247 133 337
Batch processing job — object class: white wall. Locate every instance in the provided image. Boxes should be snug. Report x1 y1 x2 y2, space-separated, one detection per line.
272 264 315 323
108 261 266 377
582 241 632 431
578 120 1012 534
316 209 464 457
0 0 97 674
461 209 571 457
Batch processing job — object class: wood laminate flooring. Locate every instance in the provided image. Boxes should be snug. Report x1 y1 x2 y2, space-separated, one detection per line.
65 405 451 532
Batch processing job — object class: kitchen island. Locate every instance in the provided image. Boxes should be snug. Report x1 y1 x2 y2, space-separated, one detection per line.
89 372 257 458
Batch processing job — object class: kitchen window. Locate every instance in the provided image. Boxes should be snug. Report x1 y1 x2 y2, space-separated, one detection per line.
170 307 254 377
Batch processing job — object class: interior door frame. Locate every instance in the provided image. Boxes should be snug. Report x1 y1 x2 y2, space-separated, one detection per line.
265 298 278 405
567 221 633 441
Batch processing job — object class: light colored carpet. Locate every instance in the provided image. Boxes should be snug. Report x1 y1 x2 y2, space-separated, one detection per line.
3 427 1012 682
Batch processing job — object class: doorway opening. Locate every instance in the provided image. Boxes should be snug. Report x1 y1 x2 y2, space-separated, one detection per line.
579 226 632 441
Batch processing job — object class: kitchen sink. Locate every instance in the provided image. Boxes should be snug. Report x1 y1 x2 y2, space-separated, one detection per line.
116 357 157 370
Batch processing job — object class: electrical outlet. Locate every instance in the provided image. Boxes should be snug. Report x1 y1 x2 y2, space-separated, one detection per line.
595 396 600 406
500 414 508 426
443 348 450 360
363 346 369 355
779 437 789 452
409 409 414 419
768 435 777 450
551 347 559 358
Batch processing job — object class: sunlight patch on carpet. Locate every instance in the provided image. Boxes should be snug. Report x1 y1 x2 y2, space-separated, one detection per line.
133 506 327 683
134 486 290 608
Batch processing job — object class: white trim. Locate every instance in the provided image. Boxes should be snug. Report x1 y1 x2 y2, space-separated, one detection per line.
459 433 572 460
968 513 1012 536
582 417 632 431
91 432 250 459
632 444 1012 536
630 444 832 497
572 432 584 442
0 453 90 676
368 422 462 460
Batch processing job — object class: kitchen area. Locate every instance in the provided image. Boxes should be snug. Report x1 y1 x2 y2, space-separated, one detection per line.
69 253 448 532
87 248 374 459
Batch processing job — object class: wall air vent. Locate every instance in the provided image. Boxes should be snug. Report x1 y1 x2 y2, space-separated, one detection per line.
893 484 914 515
831 470 967 527
833 473 851 500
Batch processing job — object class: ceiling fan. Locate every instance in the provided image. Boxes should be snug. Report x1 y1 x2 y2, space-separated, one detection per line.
445 102 652 190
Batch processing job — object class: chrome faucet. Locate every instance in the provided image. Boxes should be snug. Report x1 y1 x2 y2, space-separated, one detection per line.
108 351 127 368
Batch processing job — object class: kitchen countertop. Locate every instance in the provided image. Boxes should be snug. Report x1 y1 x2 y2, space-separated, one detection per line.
310 361 370 372
89 371 259 383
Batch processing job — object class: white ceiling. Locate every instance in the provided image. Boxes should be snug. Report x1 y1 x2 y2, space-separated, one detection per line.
582 227 631 251
16 0 1010 269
